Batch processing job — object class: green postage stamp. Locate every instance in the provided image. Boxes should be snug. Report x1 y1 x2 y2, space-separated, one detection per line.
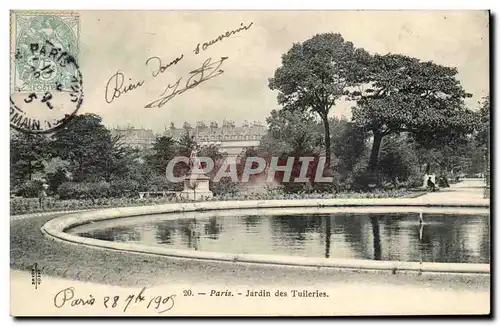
10 11 83 134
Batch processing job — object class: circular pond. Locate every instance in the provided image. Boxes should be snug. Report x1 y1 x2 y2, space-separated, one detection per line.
67 207 490 264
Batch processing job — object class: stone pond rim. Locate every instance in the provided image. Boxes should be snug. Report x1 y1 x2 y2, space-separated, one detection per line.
40 198 491 275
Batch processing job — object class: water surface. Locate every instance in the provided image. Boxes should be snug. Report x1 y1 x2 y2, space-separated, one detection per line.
70 211 490 264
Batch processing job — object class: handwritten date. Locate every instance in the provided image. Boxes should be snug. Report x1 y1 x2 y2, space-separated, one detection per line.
53 287 176 314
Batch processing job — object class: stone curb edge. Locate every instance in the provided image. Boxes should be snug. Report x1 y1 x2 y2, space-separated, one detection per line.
11 209 90 220
41 199 491 275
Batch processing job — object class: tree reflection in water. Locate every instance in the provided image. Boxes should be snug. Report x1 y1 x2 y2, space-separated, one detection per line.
179 219 200 250
79 226 141 243
271 215 322 242
479 218 491 261
243 215 262 231
324 215 331 258
415 214 489 263
204 217 223 240
369 215 382 260
335 214 371 260
155 220 175 245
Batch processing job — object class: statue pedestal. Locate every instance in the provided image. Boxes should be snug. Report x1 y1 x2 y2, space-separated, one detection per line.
180 170 213 200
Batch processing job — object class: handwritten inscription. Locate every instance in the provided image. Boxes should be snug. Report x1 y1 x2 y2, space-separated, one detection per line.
53 287 176 314
193 21 254 54
146 54 184 78
144 57 228 108
103 22 253 107
104 72 145 104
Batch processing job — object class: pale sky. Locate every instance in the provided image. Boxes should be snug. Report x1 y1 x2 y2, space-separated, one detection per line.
74 10 489 132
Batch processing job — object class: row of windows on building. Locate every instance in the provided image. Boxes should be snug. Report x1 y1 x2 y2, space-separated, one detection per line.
195 134 263 142
111 125 266 150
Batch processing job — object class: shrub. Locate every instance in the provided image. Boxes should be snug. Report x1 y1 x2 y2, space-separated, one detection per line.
405 172 425 188
46 168 70 193
15 180 43 198
10 186 414 215
146 175 178 192
57 181 111 200
346 169 381 192
210 177 238 196
58 182 86 200
109 179 140 198
89 181 111 199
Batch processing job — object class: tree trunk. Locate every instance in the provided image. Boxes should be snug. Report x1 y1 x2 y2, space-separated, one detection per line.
322 117 331 168
368 132 383 171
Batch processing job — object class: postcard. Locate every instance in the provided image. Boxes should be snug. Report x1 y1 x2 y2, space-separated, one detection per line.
10 10 490 316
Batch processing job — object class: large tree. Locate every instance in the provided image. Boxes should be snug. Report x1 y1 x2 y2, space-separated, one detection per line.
258 111 369 186
10 131 51 185
257 109 343 192
51 114 118 182
260 109 323 157
378 134 420 185
351 54 478 171
177 130 197 157
475 96 490 194
413 131 474 175
269 33 370 168
476 96 490 150
329 117 368 176
146 136 178 175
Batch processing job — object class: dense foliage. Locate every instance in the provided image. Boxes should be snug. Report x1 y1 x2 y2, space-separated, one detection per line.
348 54 478 171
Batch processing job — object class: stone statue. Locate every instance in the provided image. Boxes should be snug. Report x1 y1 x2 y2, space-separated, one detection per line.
189 145 202 172
181 144 213 200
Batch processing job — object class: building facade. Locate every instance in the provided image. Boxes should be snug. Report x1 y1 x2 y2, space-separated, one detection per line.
110 126 157 151
111 120 267 157
163 120 267 157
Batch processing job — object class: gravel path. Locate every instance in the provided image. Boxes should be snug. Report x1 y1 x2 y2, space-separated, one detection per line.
11 213 490 292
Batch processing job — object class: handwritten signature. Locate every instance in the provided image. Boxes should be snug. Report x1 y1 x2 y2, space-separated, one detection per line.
144 56 228 108
53 286 176 314
104 56 228 108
